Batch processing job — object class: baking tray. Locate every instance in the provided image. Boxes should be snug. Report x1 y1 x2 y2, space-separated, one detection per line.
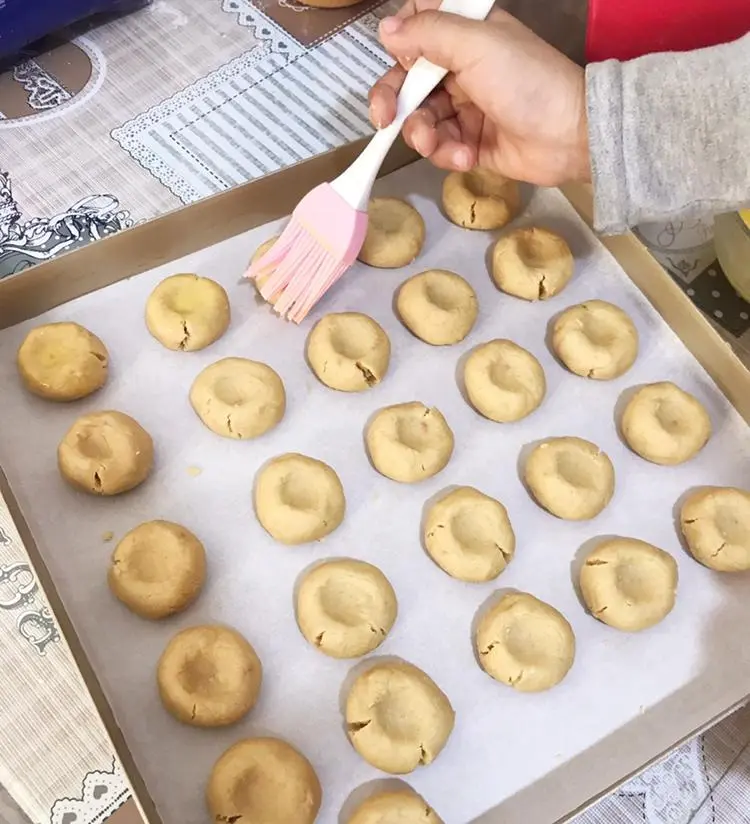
2 143 750 824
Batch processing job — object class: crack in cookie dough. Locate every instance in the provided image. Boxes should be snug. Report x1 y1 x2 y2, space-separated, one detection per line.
190 357 286 440
108 520 206 620
17 321 109 401
306 312 391 392
254 453 345 545
207 737 321 824
442 168 520 230
680 486 750 572
524 436 615 520
475 591 575 692
347 787 443 824
396 269 478 346
365 402 454 483
463 339 546 422
551 300 639 380
146 273 230 351
358 197 425 268
157 625 262 727
621 381 712 465
296 559 397 658
579 537 678 631
345 661 455 774
58 410 153 496
424 486 515 582
491 227 574 301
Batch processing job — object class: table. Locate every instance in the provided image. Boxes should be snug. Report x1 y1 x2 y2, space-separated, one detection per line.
0 2 748 822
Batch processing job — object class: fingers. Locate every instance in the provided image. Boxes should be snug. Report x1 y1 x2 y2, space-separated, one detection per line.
402 110 476 172
379 10 487 73
368 63 404 128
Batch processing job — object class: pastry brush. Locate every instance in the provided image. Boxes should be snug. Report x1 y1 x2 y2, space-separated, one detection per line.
245 0 498 323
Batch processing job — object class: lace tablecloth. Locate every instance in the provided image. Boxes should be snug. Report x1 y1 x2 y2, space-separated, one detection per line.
0 1 749 823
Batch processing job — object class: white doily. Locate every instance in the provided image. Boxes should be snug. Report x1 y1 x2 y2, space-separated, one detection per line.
50 759 130 824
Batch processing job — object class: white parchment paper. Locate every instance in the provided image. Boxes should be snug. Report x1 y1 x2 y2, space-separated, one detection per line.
2 161 750 824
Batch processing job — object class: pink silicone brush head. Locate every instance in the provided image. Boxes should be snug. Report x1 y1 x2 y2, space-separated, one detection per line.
245 182 368 324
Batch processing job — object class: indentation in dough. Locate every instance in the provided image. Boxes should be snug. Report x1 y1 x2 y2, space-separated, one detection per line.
442 168 520 230
146 273 230 352
491 227 574 302
190 358 285 440
17 322 110 402
254 453 345 545
58 411 153 496
475 591 575 692
396 270 477 346
280 473 319 511
296 559 396 658
579 537 678 632
463 339 546 423
77 430 113 460
345 661 455 774
207 737 321 824
358 197 426 268
680 487 750 572
555 450 595 489
621 382 711 465
306 313 391 392
551 300 638 380
524 437 614 520
424 487 515 582
366 402 454 483
157 625 262 727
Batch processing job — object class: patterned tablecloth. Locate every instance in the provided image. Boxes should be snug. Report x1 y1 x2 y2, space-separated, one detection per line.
0 2 748 823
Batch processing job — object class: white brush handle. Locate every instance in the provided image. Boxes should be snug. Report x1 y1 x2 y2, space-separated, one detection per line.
332 0 498 211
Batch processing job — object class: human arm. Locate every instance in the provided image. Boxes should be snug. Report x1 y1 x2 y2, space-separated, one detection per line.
587 33 750 233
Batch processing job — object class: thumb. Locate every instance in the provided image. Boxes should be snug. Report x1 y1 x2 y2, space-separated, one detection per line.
379 11 488 74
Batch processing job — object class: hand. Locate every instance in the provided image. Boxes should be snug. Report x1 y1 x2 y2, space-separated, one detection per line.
369 1 590 187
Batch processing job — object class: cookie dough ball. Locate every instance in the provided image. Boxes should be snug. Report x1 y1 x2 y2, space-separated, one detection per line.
207 737 321 824
345 660 455 774
579 538 678 631
306 312 390 392
492 227 574 301
248 236 279 292
424 486 515 582
475 591 575 692
366 402 454 483
442 168 520 231
621 381 711 465
358 197 425 268
190 357 285 440
524 436 615 520
296 559 397 658
157 625 262 727
254 453 345 545
463 339 546 422
680 487 750 572
348 789 443 824
58 411 153 496
552 300 639 380
146 273 230 351
396 269 478 346
17 322 108 402
107 520 206 619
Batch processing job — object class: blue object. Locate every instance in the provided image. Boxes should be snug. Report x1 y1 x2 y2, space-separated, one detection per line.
0 0 152 62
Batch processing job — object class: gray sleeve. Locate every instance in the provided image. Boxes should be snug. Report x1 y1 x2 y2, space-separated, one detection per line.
586 33 750 235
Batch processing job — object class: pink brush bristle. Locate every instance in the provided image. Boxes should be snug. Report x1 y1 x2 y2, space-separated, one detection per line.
245 182 368 323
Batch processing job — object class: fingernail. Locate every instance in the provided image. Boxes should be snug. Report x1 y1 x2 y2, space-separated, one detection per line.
454 148 472 170
371 107 384 129
379 16 402 35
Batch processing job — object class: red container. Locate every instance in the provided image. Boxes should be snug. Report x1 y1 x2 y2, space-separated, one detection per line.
586 0 750 62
